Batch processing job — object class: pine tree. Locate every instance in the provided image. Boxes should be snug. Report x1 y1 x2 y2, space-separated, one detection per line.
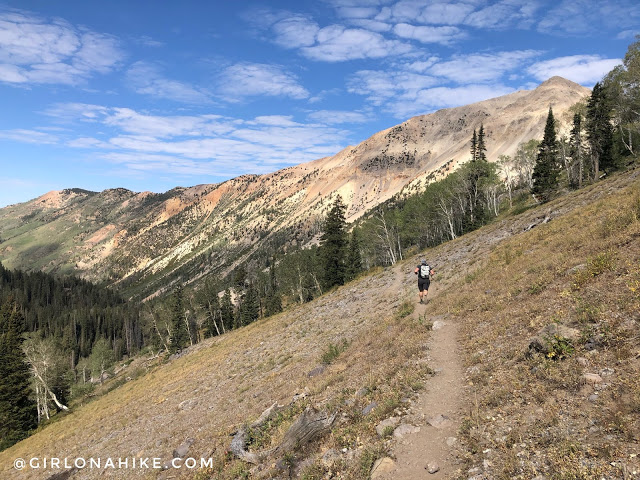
532 107 560 202
345 228 363 282
220 289 234 332
0 299 37 450
569 113 585 188
477 124 487 161
168 285 189 353
470 129 478 161
264 262 282 317
586 82 614 180
320 196 348 289
239 283 260 326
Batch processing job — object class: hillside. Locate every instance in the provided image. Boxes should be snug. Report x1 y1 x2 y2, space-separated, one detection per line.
1 168 637 479
0 77 590 300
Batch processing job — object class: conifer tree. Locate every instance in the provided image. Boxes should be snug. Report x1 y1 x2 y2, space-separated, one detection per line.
264 262 282 317
586 82 614 180
220 289 234 331
477 124 487 161
320 196 348 289
168 285 189 353
532 107 560 202
0 299 37 450
239 283 260 326
569 112 585 188
470 129 478 161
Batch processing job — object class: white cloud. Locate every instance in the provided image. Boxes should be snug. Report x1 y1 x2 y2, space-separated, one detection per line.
0 9 123 85
217 62 309 100
0 128 59 144
429 50 541 83
616 30 638 40
419 3 475 25
528 55 622 85
348 69 438 105
36 104 350 176
539 0 640 35
272 15 319 48
300 26 412 61
126 61 211 104
103 108 231 138
463 0 539 29
307 110 370 124
43 102 108 122
393 23 465 44
135 35 164 47
348 18 392 32
392 84 515 117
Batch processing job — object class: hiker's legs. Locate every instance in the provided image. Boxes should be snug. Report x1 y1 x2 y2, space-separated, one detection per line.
418 280 425 302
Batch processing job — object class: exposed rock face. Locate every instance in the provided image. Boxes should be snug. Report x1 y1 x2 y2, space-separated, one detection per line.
0 78 589 298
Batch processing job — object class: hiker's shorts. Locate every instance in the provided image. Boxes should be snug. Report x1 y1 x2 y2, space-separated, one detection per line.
418 277 430 292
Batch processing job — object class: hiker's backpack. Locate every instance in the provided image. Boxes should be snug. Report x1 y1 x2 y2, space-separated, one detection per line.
419 264 431 279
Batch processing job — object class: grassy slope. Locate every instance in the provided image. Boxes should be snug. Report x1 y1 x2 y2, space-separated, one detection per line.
431 170 640 478
1 169 639 480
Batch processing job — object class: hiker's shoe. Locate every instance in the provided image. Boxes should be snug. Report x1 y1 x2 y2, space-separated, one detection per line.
419 299 423 304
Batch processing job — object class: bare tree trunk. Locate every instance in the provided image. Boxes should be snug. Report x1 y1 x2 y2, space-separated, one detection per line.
619 124 634 156
207 301 221 336
183 312 193 346
155 316 170 352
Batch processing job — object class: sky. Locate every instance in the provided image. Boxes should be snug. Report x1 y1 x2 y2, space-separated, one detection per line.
0 0 638 207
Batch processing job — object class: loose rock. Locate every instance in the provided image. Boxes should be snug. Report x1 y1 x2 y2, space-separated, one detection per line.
362 401 378 416
393 423 420 438
376 417 400 436
426 462 440 473
583 373 603 384
428 414 451 429
432 320 446 330
370 457 395 479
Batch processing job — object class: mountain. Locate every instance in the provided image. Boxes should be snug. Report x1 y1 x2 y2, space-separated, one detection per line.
0 77 590 299
1 167 637 479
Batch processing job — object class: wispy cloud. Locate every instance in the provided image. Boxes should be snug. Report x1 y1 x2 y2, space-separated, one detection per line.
217 62 309 100
429 50 541 83
348 68 438 106
0 128 59 144
301 26 412 61
528 55 622 84
393 23 465 44
0 9 124 86
262 9 412 62
40 104 350 176
126 61 212 104
538 0 640 35
307 110 371 124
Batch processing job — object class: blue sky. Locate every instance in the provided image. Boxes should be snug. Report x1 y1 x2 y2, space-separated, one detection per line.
0 0 637 207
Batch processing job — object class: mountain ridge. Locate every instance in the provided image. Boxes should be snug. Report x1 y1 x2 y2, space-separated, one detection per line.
0 77 590 298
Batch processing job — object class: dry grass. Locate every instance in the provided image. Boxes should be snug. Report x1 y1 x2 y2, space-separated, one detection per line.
2 170 639 480
432 171 640 479
0 255 433 479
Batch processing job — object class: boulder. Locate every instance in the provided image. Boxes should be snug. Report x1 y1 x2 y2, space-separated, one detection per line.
528 323 580 355
376 417 400 436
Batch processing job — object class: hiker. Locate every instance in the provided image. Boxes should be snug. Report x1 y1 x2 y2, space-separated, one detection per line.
414 259 434 303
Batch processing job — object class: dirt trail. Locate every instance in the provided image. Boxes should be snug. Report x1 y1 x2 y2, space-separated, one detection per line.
378 267 466 479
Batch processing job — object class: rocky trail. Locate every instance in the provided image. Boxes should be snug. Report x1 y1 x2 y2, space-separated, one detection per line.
372 268 467 479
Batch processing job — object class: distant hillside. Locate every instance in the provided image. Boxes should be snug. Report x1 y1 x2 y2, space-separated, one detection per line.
1 166 637 480
0 77 590 299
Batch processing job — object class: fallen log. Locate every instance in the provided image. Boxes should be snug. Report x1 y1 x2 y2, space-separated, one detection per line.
229 403 336 465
